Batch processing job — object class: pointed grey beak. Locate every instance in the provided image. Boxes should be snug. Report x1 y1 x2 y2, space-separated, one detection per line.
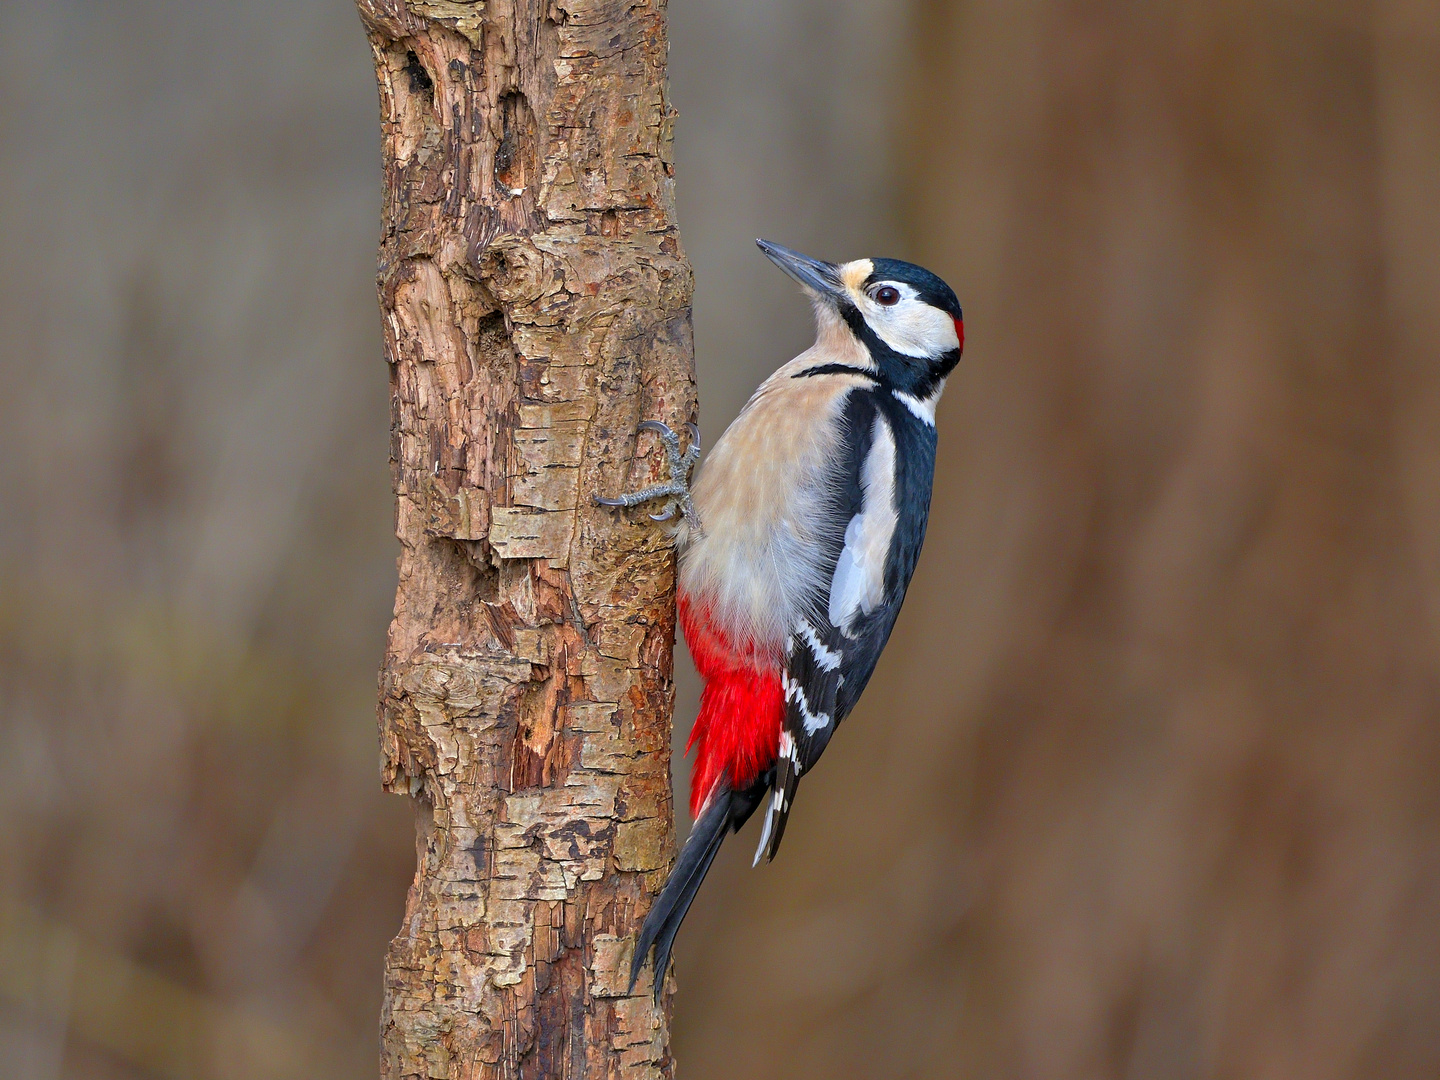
756 239 844 301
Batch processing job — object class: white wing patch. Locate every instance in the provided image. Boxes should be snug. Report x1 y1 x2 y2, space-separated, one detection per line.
796 621 841 672
782 671 832 735
828 413 898 634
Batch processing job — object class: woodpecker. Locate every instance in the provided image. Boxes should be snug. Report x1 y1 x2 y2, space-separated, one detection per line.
598 239 963 1000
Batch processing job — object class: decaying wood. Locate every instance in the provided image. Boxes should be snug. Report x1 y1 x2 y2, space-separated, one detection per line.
354 1 694 1075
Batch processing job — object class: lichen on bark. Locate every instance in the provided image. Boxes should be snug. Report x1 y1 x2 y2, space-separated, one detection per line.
355 0 695 1075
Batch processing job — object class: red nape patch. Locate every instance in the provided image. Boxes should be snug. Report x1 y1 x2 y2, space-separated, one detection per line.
679 594 785 817
955 318 965 353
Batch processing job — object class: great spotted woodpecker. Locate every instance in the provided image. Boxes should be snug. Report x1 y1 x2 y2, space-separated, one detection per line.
598 239 963 1000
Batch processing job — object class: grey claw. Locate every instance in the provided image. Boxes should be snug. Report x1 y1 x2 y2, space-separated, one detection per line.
595 418 701 530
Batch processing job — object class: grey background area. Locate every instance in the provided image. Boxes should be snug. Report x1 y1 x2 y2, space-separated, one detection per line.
5 2 1440 1079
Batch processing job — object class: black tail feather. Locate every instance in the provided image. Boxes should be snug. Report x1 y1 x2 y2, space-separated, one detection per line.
629 787 733 1002
647 818 727 1002
762 752 801 863
727 776 769 834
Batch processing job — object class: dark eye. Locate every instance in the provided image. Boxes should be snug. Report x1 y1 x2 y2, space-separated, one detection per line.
874 285 901 306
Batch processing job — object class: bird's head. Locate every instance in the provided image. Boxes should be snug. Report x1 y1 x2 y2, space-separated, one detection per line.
757 238 963 402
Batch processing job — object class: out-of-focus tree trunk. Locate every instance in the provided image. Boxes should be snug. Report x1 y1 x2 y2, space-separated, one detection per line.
889 4 1440 1079
635 4 1440 1079
355 2 693 1076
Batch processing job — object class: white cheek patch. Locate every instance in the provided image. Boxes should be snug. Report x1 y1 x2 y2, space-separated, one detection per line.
856 283 960 359
828 413 898 633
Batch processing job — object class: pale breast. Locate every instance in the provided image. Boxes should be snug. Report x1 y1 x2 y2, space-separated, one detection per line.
678 350 870 653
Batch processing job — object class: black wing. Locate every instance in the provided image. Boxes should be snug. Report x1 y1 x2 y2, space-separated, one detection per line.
755 389 937 863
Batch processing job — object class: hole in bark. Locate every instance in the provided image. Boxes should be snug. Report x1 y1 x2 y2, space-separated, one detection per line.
509 676 575 791
383 43 440 152
494 91 537 193
523 938 587 1077
404 50 434 95
475 309 522 392
430 535 499 604
476 309 508 348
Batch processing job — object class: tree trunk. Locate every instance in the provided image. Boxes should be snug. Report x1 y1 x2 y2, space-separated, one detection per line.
354 2 694 1076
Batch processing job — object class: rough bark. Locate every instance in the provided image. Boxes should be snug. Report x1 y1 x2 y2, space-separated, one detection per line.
354 2 694 1076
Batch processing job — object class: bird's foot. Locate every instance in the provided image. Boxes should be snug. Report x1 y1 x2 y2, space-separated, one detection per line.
595 420 702 533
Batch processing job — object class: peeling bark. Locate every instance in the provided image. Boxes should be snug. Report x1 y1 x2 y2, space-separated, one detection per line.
355 1 694 1075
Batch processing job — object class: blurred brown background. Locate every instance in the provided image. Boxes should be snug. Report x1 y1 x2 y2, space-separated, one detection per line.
3 1 1439 1078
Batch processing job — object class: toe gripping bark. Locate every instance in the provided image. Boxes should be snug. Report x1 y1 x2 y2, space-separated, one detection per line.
595 420 702 534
